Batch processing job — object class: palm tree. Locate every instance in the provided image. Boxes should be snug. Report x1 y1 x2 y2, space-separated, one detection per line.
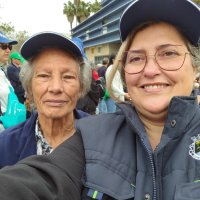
63 1 76 30
74 0 80 7
76 1 91 23
63 0 101 28
90 0 101 13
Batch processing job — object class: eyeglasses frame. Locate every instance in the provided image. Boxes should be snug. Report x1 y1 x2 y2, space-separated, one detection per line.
122 45 191 75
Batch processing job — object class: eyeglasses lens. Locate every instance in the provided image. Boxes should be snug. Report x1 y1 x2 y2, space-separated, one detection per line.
0 44 12 50
123 45 188 74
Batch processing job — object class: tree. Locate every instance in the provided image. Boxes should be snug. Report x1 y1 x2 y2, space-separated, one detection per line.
14 31 29 52
63 0 101 30
76 1 91 23
63 1 76 31
74 0 80 8
193 0 200 4
0 22 15 35
0 22 29 52
90 0 101 13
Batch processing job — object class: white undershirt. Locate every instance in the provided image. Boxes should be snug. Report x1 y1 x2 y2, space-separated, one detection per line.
0 69 11 113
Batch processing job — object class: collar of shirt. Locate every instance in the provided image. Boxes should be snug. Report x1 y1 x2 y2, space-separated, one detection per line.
35 118 53 155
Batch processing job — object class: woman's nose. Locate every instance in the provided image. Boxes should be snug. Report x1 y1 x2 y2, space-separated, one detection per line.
48 77 64 93
142 55 162 77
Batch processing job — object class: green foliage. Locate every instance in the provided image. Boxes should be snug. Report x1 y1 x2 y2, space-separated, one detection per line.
77 1 91 18
193 0 200 4
90 0 101 13
14 31 29 51
76 1 91 23
63 0 101 29
63 1 76 31
0 22 29 52
0 22 15 35
63 1 76 17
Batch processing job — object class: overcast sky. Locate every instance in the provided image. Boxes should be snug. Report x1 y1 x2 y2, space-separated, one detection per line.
0 0 77 36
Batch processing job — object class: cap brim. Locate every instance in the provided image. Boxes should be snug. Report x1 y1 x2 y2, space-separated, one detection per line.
120 0 200 46
20 31 82 60
9 40 18 45
0 39 18 45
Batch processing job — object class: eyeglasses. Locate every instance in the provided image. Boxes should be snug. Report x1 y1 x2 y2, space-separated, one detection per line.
122 45 191 74
0 44 12 51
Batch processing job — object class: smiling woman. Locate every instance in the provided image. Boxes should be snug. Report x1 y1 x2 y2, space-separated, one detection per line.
0 31 91 168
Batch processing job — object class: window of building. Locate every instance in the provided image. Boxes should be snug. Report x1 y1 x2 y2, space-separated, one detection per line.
86 30 90 39
102 26 108 34
97 46 101 53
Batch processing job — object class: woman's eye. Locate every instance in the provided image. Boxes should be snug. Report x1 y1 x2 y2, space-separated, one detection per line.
39 74 48 77
128 55 144 63
36 74 49 78
35 74 50 82
63 75 76 80
159 50 179 58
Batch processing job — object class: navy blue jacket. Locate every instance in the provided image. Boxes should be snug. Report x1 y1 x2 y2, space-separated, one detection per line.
77 97 200 200
7 63 25 103
0 109 89 168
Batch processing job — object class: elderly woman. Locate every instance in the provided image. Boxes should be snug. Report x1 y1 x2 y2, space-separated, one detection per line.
0 31 91 168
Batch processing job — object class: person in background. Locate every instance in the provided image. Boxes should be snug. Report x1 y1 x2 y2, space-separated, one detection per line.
96 57 109 113
0 31 91 168
73 37 101 115
97 57 109 79
104 54 130 113
77 64 101 115
7 52 25 104
0 32 18 132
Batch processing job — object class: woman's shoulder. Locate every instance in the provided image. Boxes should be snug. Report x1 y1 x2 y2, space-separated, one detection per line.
78 112 119 124
76 112 125 137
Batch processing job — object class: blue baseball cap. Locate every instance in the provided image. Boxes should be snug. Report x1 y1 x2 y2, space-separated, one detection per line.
0 32 18 45
120 0 200 46
72 37 88 60
20 31 83 60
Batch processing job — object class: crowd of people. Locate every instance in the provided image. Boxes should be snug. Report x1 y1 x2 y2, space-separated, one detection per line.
0 0 200 199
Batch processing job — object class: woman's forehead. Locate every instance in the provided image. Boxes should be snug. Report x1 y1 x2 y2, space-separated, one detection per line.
129 22 187 49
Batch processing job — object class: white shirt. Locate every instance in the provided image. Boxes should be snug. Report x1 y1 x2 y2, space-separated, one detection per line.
0 69 11 113
105 65 125 101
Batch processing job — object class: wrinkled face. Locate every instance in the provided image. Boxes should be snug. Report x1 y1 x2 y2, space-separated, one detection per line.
0 43 12 64
31 48 81 119
125 22 196 120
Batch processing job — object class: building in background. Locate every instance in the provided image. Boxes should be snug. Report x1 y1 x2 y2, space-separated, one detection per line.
71 0 132 65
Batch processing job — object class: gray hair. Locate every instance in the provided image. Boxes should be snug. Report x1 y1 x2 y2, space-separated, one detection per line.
20 49 92 104
107 21 200 102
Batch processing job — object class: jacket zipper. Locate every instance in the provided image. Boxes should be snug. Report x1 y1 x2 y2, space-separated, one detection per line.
141 137 157 200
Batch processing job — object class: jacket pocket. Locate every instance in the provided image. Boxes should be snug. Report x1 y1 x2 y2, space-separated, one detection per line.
175 182 200 200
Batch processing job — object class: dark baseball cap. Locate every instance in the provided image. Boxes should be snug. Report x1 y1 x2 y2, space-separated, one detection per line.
20 31 83 60
119 0 200 46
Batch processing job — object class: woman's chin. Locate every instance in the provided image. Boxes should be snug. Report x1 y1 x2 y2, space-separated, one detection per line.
137 100 170 115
